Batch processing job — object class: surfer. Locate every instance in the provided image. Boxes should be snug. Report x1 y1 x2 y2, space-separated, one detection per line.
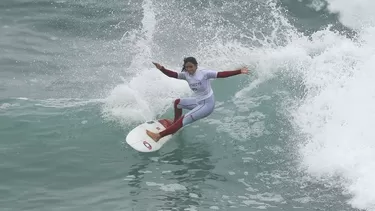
146 57 249 142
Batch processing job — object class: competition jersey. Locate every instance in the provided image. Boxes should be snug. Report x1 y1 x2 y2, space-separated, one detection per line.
177 69 218 100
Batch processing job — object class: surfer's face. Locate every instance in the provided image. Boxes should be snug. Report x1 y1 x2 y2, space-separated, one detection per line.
184 62 197 75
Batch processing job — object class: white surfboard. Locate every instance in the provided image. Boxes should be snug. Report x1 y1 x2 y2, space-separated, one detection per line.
126 119 174 152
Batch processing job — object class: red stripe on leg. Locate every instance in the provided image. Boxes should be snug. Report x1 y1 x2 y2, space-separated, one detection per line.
174 99 182 123
158 119 173 128
160 115 184 137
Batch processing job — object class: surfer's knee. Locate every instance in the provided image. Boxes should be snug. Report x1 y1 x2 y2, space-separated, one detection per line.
201 105 214 118
174 99 180 108
206 106 214 116
182 114 194 126
207 101 215 115
191 104 214 121
204 97 215 116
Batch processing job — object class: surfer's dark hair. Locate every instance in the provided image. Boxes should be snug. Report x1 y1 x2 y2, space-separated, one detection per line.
181 57 198 72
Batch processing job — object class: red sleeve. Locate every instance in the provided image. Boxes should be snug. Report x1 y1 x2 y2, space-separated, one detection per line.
217 69 241 78
159 66 178 78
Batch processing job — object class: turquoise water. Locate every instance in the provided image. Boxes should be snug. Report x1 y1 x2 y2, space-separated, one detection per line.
2 0 375 210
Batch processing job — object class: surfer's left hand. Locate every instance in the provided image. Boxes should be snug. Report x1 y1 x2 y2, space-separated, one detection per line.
240 67 249 74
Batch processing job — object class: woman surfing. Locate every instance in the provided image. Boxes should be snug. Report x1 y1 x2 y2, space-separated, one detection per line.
146 57 249 142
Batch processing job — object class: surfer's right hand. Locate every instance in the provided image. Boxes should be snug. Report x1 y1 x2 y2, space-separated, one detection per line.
152 62 163 70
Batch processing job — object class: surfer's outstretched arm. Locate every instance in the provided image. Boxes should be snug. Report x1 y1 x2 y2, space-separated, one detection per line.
217 69 242 78
159 66 178 78
205 67 249 79
153 62 184 79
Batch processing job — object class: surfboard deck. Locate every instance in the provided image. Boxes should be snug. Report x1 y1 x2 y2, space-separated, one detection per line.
126 118 174 152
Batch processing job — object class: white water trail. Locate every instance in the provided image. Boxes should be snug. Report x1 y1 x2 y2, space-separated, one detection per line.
288 0 375 209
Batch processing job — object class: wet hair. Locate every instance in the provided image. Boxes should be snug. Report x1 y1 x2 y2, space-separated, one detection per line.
181 57 198 72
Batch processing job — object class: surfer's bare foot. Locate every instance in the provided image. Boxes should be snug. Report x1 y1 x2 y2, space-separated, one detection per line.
146 130 161 142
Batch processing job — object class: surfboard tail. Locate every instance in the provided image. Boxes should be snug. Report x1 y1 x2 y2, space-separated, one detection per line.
126 119 174 152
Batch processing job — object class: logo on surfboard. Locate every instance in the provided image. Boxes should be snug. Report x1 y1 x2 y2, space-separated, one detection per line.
143 141 152 150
